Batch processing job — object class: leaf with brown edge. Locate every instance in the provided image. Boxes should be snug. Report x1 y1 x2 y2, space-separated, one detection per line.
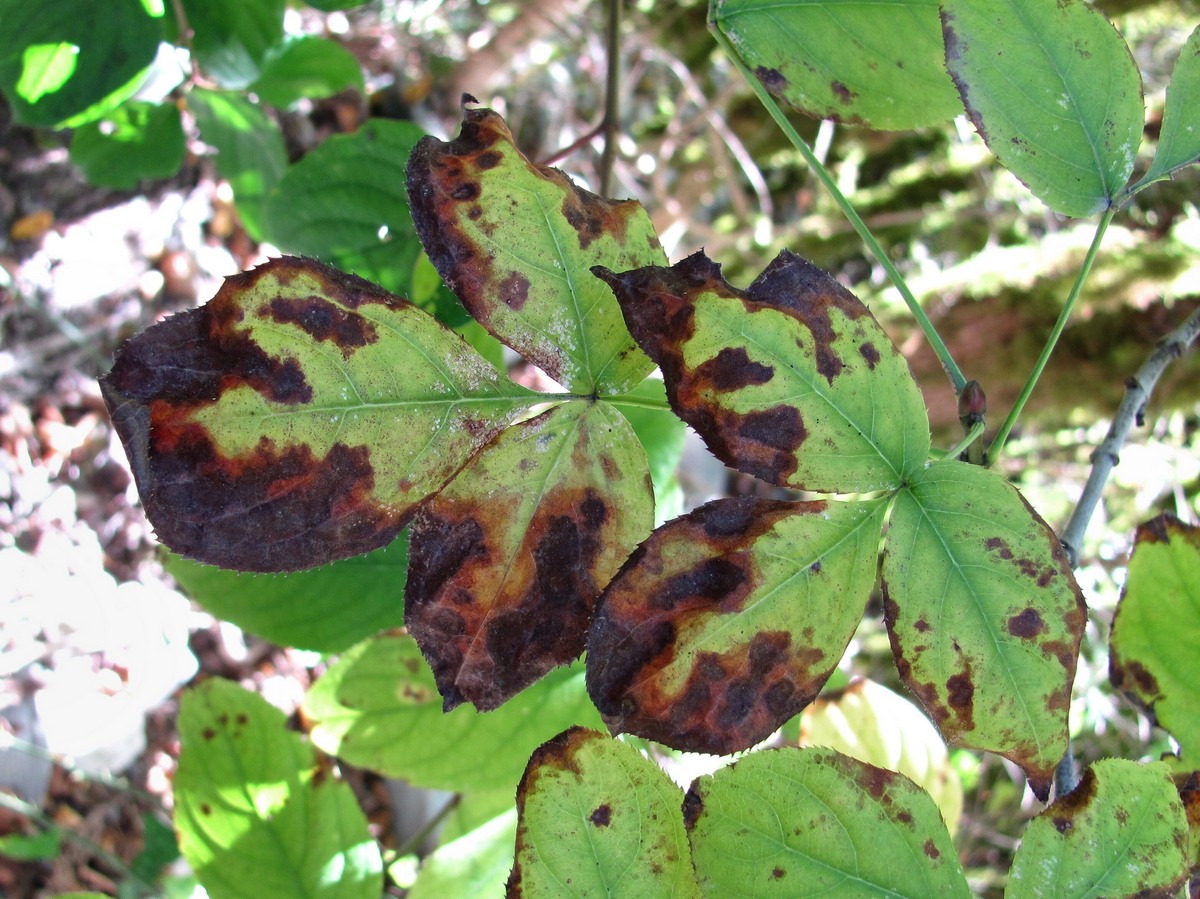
406 101 667 395
596 249 929 493
880 459 1087 799
405 399 654 711
101 256 538 572
586 495 886 755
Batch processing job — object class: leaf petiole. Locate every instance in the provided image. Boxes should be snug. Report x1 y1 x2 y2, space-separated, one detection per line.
944 419 986 463
709 24 967 393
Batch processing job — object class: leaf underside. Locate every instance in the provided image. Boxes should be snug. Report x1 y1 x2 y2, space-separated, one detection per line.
587 496 885 755
881 459 1087 798
1141 24 1200 185
406 102 667 395
406 399 653 711
101 256 535 572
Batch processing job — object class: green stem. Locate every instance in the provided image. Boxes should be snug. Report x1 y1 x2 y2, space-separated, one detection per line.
944 420 985 462
594 391 672 411
709 26 967 393
986 209 1115 461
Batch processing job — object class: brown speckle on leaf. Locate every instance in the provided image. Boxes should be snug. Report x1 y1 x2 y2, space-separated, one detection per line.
590 804 613 827
499 271 531 310
754 66 789 95
923 839 940 859
1007 607 1046 639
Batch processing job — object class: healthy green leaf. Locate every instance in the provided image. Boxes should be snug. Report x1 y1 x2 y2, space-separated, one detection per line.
881 459 1086 799
0 827 61 861
262 119 426 296
174 0 286 89
800 678 964 834
408 810 517 899
407 104 667 395
1136 26 1200 193
1007 760 1189 899
685 747 969 897
100 256 537 572
249 36 363 108
69 101 185 189
406 399 653 711
711 0 962 130
165 531 408 654
0 0 162 127
174 679 383 899
597 250 930 493
189 88 288 239
302 633 604 792
508 727 699 898
588 495 886 755
1109 514 1200 761
941 0 1144 217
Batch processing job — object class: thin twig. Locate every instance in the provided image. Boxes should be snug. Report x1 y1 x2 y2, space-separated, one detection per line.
1059 303 1200 568
599 0 621 197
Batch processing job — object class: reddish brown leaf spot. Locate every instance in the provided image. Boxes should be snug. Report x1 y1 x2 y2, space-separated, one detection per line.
263 295 378 358
946 662 976 733
1110 658 1164 705
858 341 881 369
562 186 631 251
693 346 774 391
1008 607 1046 639
984 536 1014 560
859 764 897 801
200 802 213 816
914 618 931 633
923 839 940 859
1050 766 1098 834
499 271 531 310
771 867 786 879
202 727 215 741
754 66 789 94
831 80 858 104
590 804 613 827
682 790 704 830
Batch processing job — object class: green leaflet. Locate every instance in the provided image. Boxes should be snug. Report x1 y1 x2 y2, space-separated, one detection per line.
597 250 930 493
1007 760 1189 898
711 0 961 130
509 728 699 899
302 633 604 793
165 530 408 654
408 810 518 899
941 0 1144 218
100 256 537 572
406 104 667 395
174 679 383 899
69 101 186 189
172 0 285 89
685 747 969 897
881 458 1086 798
406 399 654 711
263 119 426 297
0 0 162 128
608 377 688 526
1136 24 1200 189
587 496 886 756
1109 515 1200 762
248 36 363 108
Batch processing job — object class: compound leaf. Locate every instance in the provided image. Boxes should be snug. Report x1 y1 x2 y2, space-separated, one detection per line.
711 0 961 130
100 256 537 573
407 103 666 395
587 495 886 756
508 727 699 899
303 633 604 793
1109 514 1200 762
406 399 653 711
941 0 1144 217
1138 24 1200 187
263 119 426 297
1007 760 1189 899
881 459 1086 799
174 679 382 899
685 747 969 898
597 250 929 493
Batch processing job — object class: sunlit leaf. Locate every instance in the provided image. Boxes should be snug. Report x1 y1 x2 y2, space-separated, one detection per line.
69 101 185 189
588 496 886 755
685 747 969 897
800 678 964 834
1109 514 1200 761
262 119 426 296
407 399 653 711
0 0 161 128
508 727 699 898
1137 25 1200 188
1007 760 1189 899
408 809 517 899
597 250 929 493
173 0 285 90
881 459 1086 798
407 103 667 394
189 88 287 239
174 679 383 899
100 256 537 572
941 0 1144 217
249 36 363 108
711 0 961 129
303 633 604 792
165 531 408 654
